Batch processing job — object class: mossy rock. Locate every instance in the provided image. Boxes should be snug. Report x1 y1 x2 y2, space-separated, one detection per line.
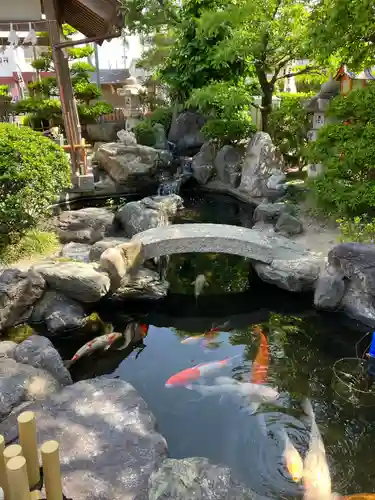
5 324 35 343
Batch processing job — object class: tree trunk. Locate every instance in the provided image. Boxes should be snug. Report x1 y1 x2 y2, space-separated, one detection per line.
255 64 274 133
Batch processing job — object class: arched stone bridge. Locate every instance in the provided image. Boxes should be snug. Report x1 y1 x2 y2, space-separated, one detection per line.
130 223 308 264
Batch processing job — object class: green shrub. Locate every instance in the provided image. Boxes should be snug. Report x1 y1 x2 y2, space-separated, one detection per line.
0 124 71 238
337 216 375 243
304 86 375 216
202 116 256 145
149 106 173 133
268 92 312 169
187 82 256 146
133 120 156 146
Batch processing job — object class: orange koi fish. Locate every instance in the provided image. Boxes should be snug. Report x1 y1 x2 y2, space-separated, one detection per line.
251 329 269 385
165 356 240 388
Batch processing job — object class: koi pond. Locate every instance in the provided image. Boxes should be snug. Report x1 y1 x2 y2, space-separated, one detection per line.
55 190 375 499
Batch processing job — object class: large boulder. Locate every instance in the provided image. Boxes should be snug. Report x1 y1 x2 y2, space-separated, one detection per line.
215 145 242 187
253 202 292 224
148 457 259 500
274 212 303 236
0 378 168 500
31 291 87 335
13 335 72 386
0 269 45 332
111 268 169 301
115 195 183 238
0 358 61 420
95 142 169 189
54 207 114 244
191 142 216 185
314 270 345 310
239 132 284 198
168 111 206 155
32 261 111 303
328 243 375 326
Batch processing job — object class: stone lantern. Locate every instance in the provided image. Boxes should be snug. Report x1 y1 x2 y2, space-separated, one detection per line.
117 75 145 130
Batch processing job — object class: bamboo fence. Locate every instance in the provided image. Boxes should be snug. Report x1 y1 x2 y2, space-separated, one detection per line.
0 411 64 500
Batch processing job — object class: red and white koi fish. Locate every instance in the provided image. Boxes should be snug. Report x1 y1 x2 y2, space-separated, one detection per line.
281 428 304 483
165 356 240 388
65 323 149 367
251 329 269 385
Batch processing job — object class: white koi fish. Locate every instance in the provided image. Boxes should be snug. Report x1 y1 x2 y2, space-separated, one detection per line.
192 274 209 303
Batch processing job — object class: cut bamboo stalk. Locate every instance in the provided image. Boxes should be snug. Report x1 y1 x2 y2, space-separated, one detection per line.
29 490 41 499
6 456 30 500
40 441 63 500
17 412 40 488
3 445 23 465
0 436 8 500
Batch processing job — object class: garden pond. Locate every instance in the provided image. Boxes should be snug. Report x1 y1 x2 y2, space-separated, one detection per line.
52 190 375 499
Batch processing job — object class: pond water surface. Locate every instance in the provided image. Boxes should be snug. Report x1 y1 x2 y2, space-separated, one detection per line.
57 190 375 498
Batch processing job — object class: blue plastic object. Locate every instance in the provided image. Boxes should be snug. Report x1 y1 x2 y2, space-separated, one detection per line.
369 332 375 358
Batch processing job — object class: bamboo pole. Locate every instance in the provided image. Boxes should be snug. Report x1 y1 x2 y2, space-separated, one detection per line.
5 456 29 500
17 412 40 488
40 441 63 500
3 446 23 465
29 491 41 500
0 436 8 500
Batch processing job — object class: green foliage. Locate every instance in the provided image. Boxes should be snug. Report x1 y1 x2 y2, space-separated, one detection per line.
148 106 173 132
0 85 8 97
137 30 175 72
14 98 62 122
71 61 95 81
0 230 60 265
31 51 52 72
188 82 256 145
133 120 156 146
0 124 71 238
120 0 179 35
304 86 375 216
202 117 255 146
27 77 58 97
309 0 375 70
337 216 375 243
268 92 312 168
77 102 114 124
74 81 102 103
67 46 94 59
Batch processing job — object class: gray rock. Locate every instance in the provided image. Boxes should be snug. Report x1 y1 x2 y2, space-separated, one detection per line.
148 457 258 500
95 142 167 188
32 261 110 303
14 335 72 386
117 129 137 146
116 199 170 238
275 212 303 236
54 207 114 244
61 242 91 262
191 142 215 185
86 122 122 143
153 123 168 150
112 268 169 301
0 378 168 500
89 237 130 262
239 132 283 198
215 145 242 187
0 358 61 419
254 254 322 292
253 203 292 224
339 282 375 327
93 174 118 194
251 222 275 234
0 269 45 331
328 243 375 295
141 194 184 217
314 272 345 310
266 169 286 190
168 111 206 154
0 341 17 358
31 291 87 334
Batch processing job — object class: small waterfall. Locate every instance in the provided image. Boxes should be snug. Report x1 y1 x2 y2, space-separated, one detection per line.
157 155 193 196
